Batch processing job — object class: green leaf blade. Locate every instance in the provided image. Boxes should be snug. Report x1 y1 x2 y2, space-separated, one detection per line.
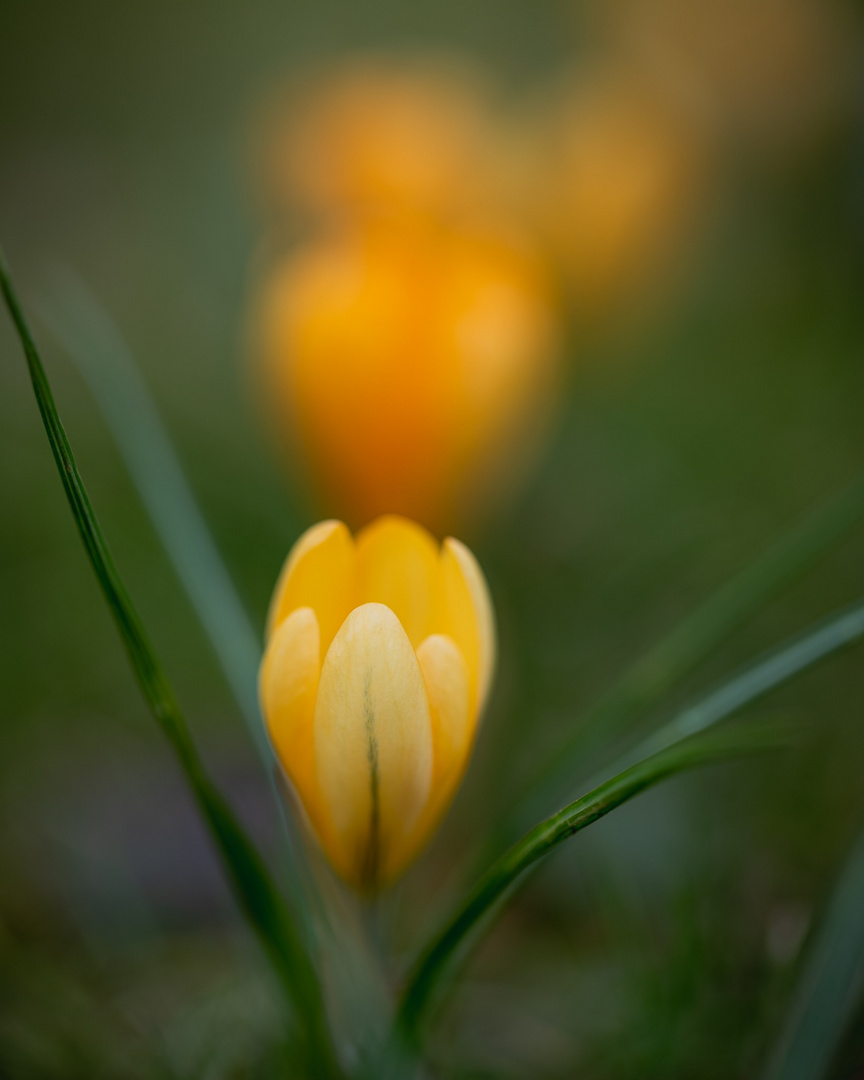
764 822 864 1080
500 597 864 854
0 249 341 1079
620 598 864 768
37 270 266 750
509 477 864 827
394 721 791 1055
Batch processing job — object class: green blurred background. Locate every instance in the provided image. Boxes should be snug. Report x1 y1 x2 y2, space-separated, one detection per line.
2 1 864 1077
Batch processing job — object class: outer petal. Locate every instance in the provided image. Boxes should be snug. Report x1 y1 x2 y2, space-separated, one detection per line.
355 515 440 648
396 635 472 873
266 520 356 655
313 603 433 888
259 607 333 844
416 634 472 795
436 538 496 715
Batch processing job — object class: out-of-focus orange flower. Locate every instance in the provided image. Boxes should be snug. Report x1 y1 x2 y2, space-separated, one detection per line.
513 69 706 313
255 219 559 532
255 59 500 225
248 53 711 530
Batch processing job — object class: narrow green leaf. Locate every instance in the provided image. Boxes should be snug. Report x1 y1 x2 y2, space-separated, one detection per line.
36 271 397 1036
620 598 864 769
40 269 413 1066
0 250 342 1078
393 721 790 1055
37 269 266 753
511 478 864 820
35 272 330 926
763 821 864 1080
504 598 864 844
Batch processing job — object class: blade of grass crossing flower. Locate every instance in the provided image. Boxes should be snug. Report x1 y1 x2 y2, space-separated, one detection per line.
496 598 864 857
37 269 266 752
35 270 393 1027
621 598 864 768
393 721 792 1056
0 250 342 1079
763 822 864 1080
514 477 864 817
35 272 328 924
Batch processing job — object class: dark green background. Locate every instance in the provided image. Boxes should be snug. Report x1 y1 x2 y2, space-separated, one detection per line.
2 1 864 1076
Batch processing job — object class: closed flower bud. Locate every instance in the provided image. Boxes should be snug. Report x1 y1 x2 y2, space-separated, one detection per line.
259 516 495 890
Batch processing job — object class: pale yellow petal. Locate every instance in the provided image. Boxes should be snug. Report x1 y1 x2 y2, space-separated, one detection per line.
266 519 356 655
393 633 471 866
313 602 433 888
416 633 472 793
436 538 496 715
355 515 440 648
259 607 333 844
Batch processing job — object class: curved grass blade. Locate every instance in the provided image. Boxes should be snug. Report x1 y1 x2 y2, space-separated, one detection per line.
511 477 864 820
393 721 791 1056
620 598 864 769
35 269 394 1028
37 269 266 754
763 821 864 1080
0 250 342 1079
503 598 864 844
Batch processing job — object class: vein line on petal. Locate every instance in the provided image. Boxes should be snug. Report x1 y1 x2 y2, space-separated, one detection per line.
361 674 380 888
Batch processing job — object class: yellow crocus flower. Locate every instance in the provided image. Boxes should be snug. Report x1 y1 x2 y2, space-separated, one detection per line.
254 58 500 225
523 68 705 316
255 219 559 533
259 515 495 891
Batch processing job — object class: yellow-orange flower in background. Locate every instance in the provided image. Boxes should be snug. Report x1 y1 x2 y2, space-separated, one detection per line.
248 55 712 531
512 68 707 315
256 219 560 532
259 516 495 890
255 59 499 225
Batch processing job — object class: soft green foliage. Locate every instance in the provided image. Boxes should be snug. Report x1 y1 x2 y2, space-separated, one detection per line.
393 720 794 1056
504 485 864 836
4 67 864 1072
37 269 265 749
0 251 341 1080
623 599 864 768
764 823 864 1080
6 242 864 1077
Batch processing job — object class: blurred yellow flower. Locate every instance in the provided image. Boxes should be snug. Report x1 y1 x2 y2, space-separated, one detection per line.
516 68 706 314
255 58 499 225
248 54 711 532
255 219 559 531
259 516 495 890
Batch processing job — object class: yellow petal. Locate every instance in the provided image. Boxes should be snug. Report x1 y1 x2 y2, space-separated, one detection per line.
355 515 440 648
416 634 472 795
266 519 356 655
259 607 333 844
398 634 471 870
436 538 496 715
313 602 433 888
